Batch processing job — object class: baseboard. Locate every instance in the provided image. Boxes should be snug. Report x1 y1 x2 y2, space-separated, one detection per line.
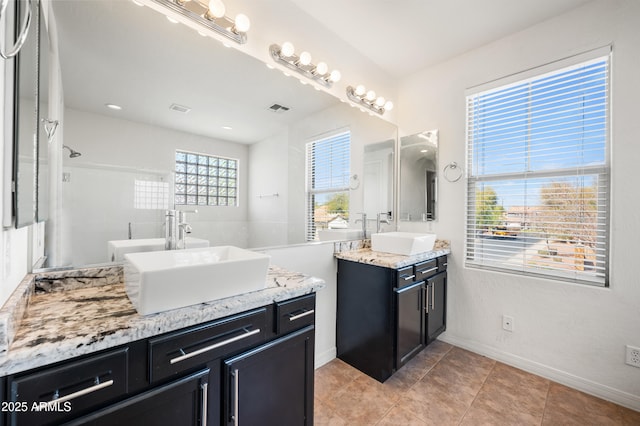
439 334 640 412
315 346 337 369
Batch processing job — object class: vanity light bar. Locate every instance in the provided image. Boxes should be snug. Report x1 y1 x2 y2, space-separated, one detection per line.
346 85 394 116
149 0 249 44
269 43 340 88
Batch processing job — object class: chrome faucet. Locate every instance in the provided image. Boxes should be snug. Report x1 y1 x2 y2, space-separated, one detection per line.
354 212 367 239
165 210 192 250
376 212 391 233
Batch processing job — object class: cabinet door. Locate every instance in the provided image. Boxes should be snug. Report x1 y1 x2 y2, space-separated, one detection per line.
426 272 447 343
66 369 210 426
223 326 314 426
395 281 425 367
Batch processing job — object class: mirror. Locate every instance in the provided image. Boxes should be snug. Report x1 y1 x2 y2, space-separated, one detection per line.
14 0 40 228
399 130 438 222
39 1 396 268
363 139 394 225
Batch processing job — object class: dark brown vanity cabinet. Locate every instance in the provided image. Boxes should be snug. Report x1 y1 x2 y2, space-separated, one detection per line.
1 293 316 426
337 256 447 382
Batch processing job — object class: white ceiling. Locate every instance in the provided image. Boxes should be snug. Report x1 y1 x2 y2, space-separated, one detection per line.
289 0 593 78
51 0 593 144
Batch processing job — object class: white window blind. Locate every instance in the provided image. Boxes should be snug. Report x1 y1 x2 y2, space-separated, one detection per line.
306 131 351 241
465 52 610 286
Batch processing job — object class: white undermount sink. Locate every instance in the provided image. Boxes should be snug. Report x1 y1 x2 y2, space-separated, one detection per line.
108 237 209 262
123 246 270 315
317 228 363 241
371 232 437 256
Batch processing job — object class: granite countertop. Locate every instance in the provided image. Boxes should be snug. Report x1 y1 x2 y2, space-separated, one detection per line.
0 264 324 376
335 239 451 269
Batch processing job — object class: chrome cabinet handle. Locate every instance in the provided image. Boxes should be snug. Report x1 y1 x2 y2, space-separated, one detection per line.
289 309 314 322
201 382 208 426
418 267 438 276
402 274 416 281
0 0 33 59
231 369 239 426
36 379 114 411
431 282 436 310
423 287 429 313
170 328 261 364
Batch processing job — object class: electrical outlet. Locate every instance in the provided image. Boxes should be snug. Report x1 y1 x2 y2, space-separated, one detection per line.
502 315 514 332
626 345 640 368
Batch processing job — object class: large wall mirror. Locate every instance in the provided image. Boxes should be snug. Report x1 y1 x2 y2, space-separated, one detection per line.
399 130 438 222
36 0 396 268
13 0 40 228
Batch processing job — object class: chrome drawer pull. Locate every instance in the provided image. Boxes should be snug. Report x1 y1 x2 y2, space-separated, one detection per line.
418 267 438 276
288 309 315 322
37 379 114 410
170 328 261 364
402 274 416 281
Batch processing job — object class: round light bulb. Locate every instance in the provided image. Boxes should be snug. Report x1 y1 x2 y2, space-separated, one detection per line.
355 85 366 96
315 61 328 75
207 0 225 18
375 96 386 107
366 90 376 101
384 100 394 111
233 13 251 33
281 42 295 57
299 51 312 66
329 70 341 82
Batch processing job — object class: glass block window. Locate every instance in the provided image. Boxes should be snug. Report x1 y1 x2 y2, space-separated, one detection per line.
175 151 238 206
134 180 169 210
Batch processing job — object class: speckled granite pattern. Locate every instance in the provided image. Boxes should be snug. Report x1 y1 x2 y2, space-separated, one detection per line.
0 265 324 376
335 239 451 269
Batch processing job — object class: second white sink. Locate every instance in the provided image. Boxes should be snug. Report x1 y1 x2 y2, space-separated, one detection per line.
371 232 437 256
124 246 270 315
108 237 209 262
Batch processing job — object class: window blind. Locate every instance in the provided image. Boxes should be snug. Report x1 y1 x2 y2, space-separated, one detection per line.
306 131 351 241
465 53 610 286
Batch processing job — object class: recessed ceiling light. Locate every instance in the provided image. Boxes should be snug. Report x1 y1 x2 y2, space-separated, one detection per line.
420 149 428 153
105 103 122 110
131 0 144 6
167 16 179 24
222 126 233 130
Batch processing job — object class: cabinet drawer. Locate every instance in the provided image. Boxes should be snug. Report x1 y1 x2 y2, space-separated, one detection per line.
438 256 448 273
396 265 416 287
8 347 129 425
415 259 438 281
149 308 267 383
275 294 316 335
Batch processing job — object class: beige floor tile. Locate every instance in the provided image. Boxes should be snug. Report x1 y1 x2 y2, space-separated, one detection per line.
314 398 348 426
314 358 362 402
377 405 427 425
323 374 397 424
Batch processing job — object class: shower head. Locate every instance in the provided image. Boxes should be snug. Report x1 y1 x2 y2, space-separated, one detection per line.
63 145 82 158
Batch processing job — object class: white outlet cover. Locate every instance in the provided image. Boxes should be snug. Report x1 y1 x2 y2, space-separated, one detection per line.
626 345 640 368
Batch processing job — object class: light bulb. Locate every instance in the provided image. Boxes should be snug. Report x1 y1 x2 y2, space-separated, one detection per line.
366 90 376 101
233 13 251 33
329 70 341 82
299 51 312 66
375 96 386 107
314 62 328 75
281 42 295 57
206 0 225 18
384 100 394 111
355 85 366 96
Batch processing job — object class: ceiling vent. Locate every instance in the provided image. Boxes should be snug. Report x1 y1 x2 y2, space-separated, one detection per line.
269 103 290 113
169 103 192 114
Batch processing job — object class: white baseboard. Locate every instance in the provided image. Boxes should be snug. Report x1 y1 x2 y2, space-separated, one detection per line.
439 334 640 413
315 346 337 369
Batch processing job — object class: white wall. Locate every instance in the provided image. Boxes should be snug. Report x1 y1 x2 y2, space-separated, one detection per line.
397 0 640 410
60 108 250 265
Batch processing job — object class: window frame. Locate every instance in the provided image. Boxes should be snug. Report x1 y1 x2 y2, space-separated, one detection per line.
305 130 351 241
174 150 239 207
464 47 611 287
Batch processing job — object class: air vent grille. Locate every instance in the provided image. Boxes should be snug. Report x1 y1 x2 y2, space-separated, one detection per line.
169 103 192 114
269 104 290 113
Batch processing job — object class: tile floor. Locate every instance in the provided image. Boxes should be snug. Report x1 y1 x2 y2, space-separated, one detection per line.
314 342 640 425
